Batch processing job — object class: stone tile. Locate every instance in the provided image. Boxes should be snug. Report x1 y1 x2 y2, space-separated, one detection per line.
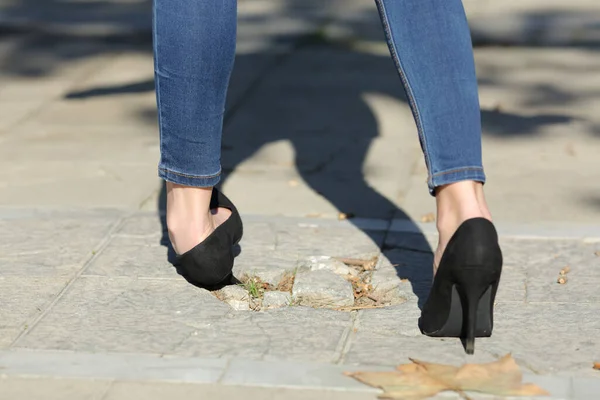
262 291 291 309
384 231 437 253
275 224 384 260
523 242 600 303
0 124 160 208
292 270 354 308
29 91 157 129
381 249 433 307
115 213 166 238
232 248 296 286
16 277 231 353
0 277 69 349
0 34 119 81
221 358 378 392
0 349 227 383
572 377 600 400
236 221 278 249
235 219 384 284
174 307 352 363
356 303 422 338
486 303 600 375
345 330 497 368
496 265 527 303
0 164 159 209
527 269 600 303
0 101 44 131
370 259 413 304
519 375 572 400
0 214 118 277
84 236 176 279
3 124 159 165
105 381 379 400
0 377 111 400
219 285 251 311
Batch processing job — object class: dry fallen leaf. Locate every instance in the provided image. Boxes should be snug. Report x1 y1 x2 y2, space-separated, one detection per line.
288 179 299 187
559 266 571 275
557 276 568 285
346 354 548 400
595 251 600 257
594 362 600 371
336 257 377 271
338 212 355 220
420 212 435 223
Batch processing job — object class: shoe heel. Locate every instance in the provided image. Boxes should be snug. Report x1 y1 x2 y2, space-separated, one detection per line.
455 269 499 355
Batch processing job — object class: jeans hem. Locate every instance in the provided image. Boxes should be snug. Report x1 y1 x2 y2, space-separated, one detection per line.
428 167 486 196
158 167 221 187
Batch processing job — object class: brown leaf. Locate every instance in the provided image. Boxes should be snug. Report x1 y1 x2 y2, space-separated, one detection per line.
595 251 600 257
338 212 356 220
557 276 568 285
335 257 378 271
594 362 600 370
559 266 571 275
420 212 435 223
346 354 548 399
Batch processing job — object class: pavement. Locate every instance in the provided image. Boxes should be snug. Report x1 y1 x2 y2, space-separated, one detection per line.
1 0 600 399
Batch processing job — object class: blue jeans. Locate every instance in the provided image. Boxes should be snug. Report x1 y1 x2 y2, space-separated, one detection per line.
153 0 485 195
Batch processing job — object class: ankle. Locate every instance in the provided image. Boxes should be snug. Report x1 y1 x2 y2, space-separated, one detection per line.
436 181 490 231
166 183 215 254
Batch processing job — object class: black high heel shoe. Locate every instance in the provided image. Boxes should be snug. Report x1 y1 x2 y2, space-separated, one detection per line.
176 188 243 287
418 218 502 354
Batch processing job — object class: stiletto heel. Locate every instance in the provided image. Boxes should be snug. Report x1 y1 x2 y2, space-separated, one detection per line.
176 188 243 287
419 218 502 354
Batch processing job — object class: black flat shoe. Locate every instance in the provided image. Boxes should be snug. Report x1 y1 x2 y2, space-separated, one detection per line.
418 218 502 354
176 188 243 287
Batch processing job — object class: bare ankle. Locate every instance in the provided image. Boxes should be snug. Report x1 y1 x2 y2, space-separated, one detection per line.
436 181 490 229
433 181 492 269
166 182 214 254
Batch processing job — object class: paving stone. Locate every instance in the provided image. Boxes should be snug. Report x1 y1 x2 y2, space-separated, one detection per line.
495 265 527 303
346 304 500 368
0 213 118 277
0 377 112 400
219 285 251 311
383 231 437 253
115 213 166 238
382 249 433 308
236 221 278 249
370 260 412 305
298 255 356 276
104 381 378 400
0 277 69 349
274 223 384 260
262 291 291 309
572 377 600 400
292 270 354 308
84 236 176 278
174 306 352 362
486 302 600 375
0 101 44 131
16 277 231 353
233 248 297 286
0 125 160 208
524 243 600 304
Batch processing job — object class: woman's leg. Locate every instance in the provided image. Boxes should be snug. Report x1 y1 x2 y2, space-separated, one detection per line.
153 0 237 254
374 0 491 269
